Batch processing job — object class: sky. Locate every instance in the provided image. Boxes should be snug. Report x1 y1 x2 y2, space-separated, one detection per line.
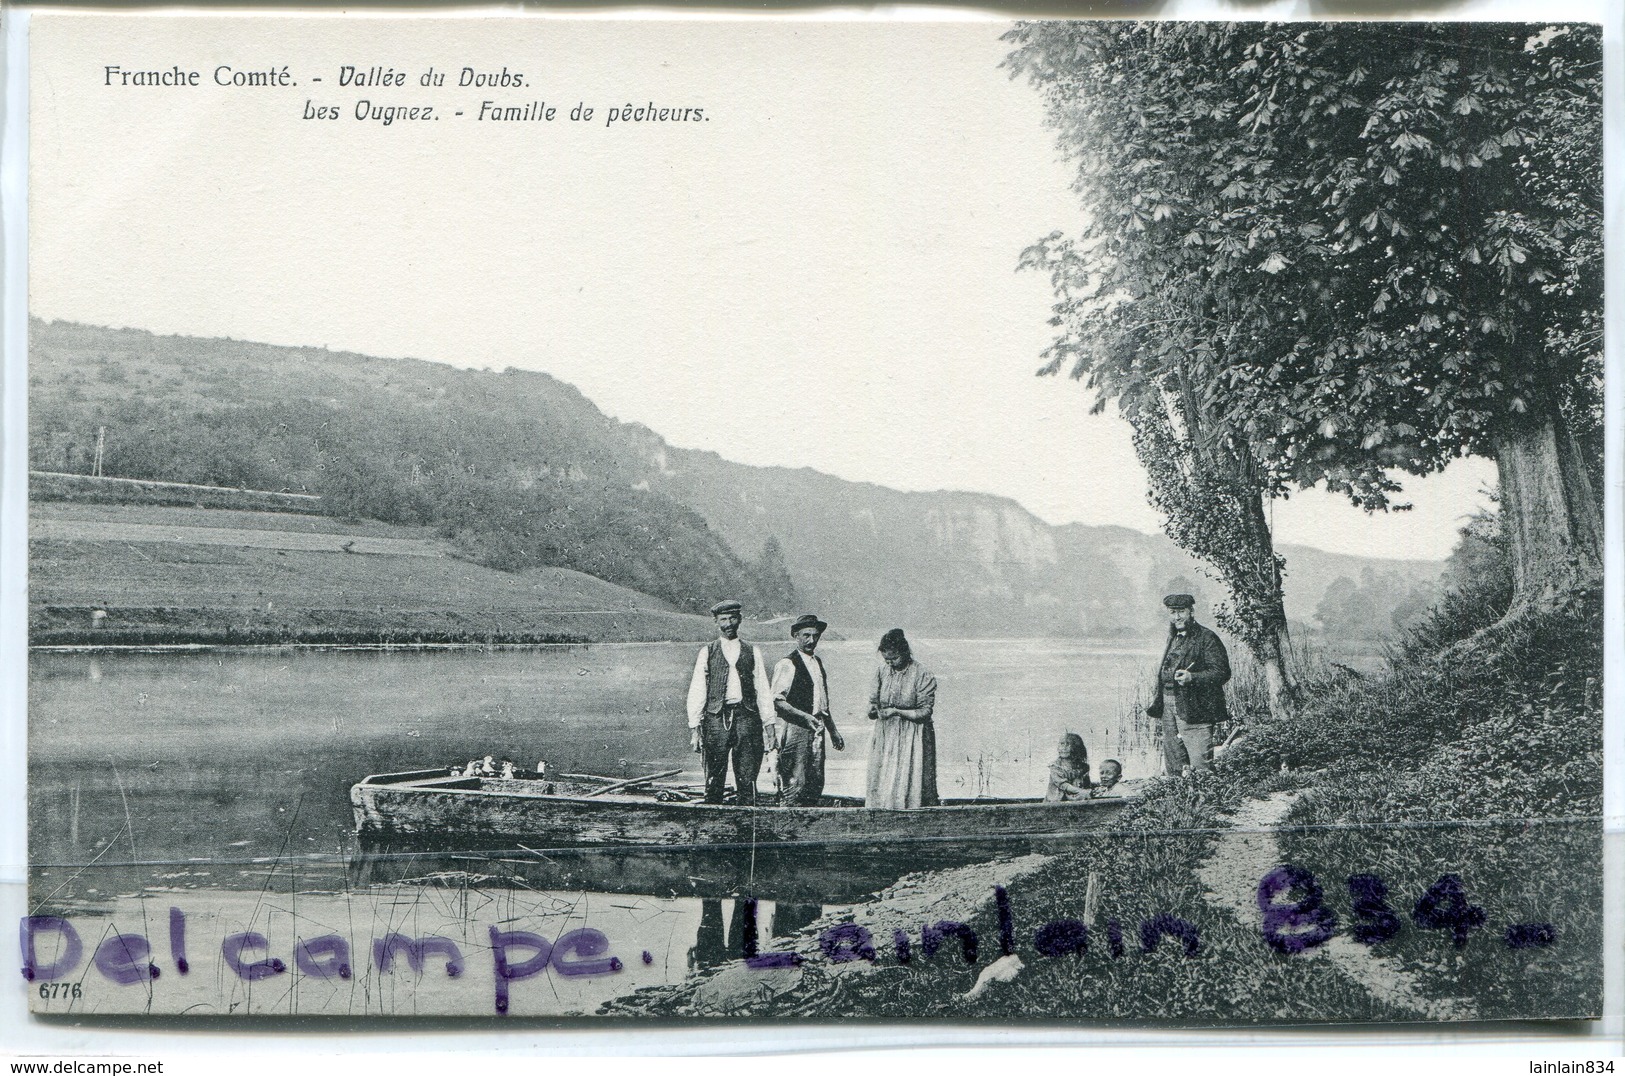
27 14 1498 560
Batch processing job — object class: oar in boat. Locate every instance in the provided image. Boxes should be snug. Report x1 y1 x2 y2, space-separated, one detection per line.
582 768 685 798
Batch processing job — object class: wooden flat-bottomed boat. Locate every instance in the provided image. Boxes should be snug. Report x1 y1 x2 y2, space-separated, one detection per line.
351 767 1136 852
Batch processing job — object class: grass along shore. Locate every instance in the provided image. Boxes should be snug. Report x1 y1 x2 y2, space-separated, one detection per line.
605 595 1604 1022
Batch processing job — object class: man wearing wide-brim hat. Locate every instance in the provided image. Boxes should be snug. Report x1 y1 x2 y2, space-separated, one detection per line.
1145 593 1231 776
770 613 845 806
685 600 775 804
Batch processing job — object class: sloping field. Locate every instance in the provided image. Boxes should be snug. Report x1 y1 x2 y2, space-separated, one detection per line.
30 502 721 645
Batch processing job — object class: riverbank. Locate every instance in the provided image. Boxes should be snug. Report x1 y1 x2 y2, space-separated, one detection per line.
600 597 1605 1022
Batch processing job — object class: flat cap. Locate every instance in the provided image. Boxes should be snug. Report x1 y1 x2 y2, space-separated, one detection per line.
1162 593 1196 610
709 599 744 617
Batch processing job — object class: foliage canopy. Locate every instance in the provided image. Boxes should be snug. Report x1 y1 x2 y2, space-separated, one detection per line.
1006 21 1602 511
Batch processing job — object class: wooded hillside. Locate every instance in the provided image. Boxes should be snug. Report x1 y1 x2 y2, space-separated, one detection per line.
31 319 1444 640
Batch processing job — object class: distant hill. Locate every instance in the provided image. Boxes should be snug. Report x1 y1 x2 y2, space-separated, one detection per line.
28 319 794 617
29 319 1445 640
651 449 1443 638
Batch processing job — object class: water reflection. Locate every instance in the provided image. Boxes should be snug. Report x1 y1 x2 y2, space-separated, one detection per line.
689 898 735 972
26 837 1106 1014
771 900 823 937
683 899 825 973
345 841 1044 904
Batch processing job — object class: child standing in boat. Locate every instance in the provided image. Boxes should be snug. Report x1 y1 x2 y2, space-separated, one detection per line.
1045 733 1093 801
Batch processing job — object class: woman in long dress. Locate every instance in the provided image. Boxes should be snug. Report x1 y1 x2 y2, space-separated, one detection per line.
864 628 939 809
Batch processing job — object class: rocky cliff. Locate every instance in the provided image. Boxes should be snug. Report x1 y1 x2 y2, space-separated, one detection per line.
650 448 1442 639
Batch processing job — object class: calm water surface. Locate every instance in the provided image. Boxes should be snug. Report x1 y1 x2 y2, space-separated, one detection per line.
28 639 1159 1010
31 638 1159 868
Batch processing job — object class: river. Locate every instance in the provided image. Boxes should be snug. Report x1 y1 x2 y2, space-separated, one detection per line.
26 639 1161 1015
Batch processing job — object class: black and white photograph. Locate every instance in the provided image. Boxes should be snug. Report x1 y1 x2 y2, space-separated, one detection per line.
9 11 1613 1032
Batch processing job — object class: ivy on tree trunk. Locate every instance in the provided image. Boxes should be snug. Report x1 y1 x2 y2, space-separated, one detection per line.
1127 381 1297 717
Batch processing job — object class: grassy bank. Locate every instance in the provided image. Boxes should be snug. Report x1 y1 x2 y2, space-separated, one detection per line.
608 597 1603 1022
1252 603 1605 1021
29 501 730 645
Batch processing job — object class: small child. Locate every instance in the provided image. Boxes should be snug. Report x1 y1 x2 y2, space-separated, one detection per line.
1046 733 1093 801
1091 758 1123 797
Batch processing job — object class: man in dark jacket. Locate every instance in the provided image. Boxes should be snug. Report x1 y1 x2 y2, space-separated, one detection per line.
1145 593 1231 775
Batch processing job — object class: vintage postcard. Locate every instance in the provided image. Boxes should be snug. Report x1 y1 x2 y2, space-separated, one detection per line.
14 11 1610 1025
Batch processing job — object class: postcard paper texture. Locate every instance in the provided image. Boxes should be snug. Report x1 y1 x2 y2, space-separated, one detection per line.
19 13 1607 1021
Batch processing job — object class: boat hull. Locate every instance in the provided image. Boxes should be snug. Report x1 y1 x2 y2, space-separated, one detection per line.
347 843 1065 903
350 770 1132 852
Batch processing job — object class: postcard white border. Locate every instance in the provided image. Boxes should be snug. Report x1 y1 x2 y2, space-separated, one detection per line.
0 0 1619 1059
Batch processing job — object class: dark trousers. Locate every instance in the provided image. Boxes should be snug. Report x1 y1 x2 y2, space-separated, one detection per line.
1161 709 1214 775
778 723 826 806
700 706 763 805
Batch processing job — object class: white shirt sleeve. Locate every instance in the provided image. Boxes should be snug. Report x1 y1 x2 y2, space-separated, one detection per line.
685 646 709 730
770 656 797 703
752 647 776 719
811 654 829 716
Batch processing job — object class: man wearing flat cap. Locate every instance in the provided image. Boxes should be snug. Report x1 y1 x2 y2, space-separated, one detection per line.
771 613 846 806
1146 593 1231 776
685 599 775 805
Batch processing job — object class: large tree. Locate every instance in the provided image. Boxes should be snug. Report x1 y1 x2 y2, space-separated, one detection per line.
1023 227 1301 716
1013 22 1315 712
1005 21 1603 627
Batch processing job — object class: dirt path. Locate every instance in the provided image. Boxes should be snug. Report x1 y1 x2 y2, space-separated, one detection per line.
1195 790 1477 1021
32 517 447 558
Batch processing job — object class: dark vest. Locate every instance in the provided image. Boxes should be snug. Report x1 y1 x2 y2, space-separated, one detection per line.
784 650 829 715
704 639 758 715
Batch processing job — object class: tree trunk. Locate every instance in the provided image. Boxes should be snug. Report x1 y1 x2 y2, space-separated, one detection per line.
1256 619 1295 721
1492 404 1603 620
1239 489 1297 720
1146 377 1298 720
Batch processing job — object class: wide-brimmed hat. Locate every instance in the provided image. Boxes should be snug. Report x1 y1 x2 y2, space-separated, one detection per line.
1162 593 1196 610
709 599 744 617
789 613 828 636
